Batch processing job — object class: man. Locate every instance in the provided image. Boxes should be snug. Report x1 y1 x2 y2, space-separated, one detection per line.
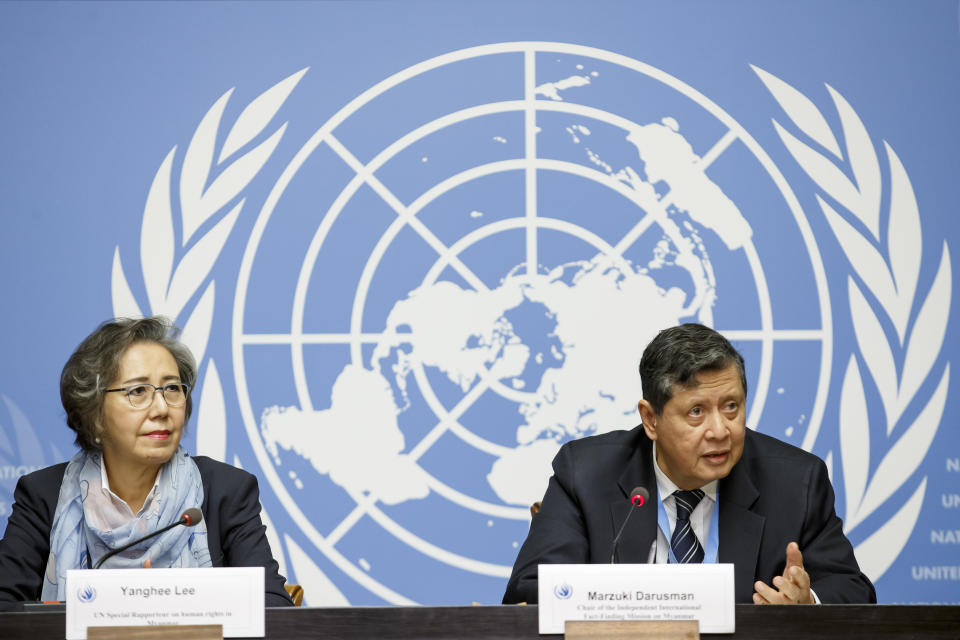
503 323 875 605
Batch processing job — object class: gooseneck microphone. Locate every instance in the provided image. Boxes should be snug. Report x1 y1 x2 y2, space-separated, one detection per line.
610 487 650 563
94 507 203 569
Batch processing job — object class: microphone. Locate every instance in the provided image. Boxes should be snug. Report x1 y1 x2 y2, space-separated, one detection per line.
94 508 203 569
610 487 650 563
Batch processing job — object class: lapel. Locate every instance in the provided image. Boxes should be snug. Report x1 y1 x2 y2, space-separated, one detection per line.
610 434 658 563
717 452 764 601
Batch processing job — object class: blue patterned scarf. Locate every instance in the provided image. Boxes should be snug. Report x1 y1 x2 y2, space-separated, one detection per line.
41 447 212 601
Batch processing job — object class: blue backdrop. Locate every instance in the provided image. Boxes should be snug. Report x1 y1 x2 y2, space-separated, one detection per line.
1 0 958 605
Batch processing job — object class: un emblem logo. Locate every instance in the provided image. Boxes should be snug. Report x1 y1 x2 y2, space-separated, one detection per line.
76 585 97 603
233 43 830 603
554 583 573 600
112 42 948 603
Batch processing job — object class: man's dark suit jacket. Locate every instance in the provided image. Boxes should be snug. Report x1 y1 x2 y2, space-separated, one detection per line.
503 427 876 604
0 456 293 607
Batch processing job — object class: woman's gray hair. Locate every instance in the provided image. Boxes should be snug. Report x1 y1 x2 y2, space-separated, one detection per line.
60 316 196 452
639 323 747 415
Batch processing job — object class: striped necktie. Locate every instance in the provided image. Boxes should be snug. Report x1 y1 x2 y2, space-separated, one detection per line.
671 489 706 563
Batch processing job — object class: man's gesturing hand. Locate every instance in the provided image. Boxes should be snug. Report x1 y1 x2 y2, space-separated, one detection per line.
753 542 814 605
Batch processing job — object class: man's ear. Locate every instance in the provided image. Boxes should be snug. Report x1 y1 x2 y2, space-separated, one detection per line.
638 399 657 441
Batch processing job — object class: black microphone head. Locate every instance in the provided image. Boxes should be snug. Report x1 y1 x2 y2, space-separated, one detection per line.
629 486 650 507
181 508 203 527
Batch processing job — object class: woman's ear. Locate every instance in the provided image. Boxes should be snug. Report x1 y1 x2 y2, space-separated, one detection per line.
92 415 104 447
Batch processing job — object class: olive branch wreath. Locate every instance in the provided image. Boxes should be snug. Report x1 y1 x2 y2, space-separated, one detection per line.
755 67 951 582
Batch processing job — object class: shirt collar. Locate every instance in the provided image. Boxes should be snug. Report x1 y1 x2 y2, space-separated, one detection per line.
99 456 162 516
651 441 718 502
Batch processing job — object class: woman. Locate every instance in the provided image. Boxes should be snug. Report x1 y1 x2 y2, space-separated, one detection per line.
0 317 293 606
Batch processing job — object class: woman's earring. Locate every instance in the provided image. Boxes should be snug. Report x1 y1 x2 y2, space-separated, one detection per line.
94 436 101 445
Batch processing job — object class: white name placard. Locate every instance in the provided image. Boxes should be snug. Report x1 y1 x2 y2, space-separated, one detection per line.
538 563 735 634
65 567 265 639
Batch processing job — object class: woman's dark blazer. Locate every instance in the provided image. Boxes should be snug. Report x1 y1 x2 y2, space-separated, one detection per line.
0 455 293 607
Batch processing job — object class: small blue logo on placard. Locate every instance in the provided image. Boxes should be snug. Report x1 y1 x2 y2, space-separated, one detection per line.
76 585 97 603
554 583 573 600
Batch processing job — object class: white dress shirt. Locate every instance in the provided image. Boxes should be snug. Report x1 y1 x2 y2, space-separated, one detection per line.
650 442 717 563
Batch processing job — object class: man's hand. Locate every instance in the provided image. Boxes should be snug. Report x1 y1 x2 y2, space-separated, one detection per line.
753 542 814 605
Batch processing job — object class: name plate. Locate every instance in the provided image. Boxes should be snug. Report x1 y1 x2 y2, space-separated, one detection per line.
538 563 735 634
65 567 265 639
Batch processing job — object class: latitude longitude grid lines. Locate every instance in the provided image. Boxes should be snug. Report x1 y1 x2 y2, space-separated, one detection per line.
231 43 832 603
